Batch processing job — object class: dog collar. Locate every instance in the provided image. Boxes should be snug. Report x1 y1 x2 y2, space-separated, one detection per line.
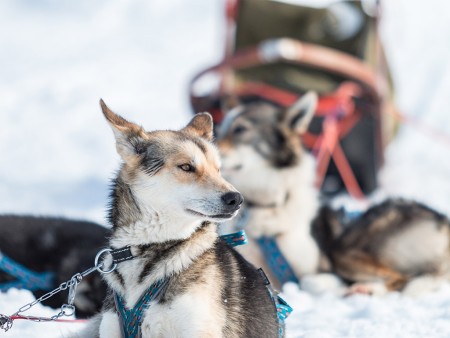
108 230 248 266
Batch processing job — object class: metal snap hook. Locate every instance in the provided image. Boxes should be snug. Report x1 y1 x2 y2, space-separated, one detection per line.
67 274 81 306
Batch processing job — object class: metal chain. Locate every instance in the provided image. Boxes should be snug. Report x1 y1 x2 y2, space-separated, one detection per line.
0 248 117 332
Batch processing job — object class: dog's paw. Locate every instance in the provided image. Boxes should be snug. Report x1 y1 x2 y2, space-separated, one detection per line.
345 281 387 297
301 273 347 296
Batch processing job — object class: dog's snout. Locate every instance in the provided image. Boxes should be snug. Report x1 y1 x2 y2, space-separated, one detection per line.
221 192 244 209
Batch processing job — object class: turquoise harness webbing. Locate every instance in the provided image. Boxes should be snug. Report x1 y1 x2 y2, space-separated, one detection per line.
235 208 300 287
257 268 293 337
114 278 168 338
0 252 54 292
113 231 292 338
256 236 300 286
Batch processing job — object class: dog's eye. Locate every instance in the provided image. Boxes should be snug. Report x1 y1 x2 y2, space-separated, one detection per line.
178 164 195 172
233 125 247 135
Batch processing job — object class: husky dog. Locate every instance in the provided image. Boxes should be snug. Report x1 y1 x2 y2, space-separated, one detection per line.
330 199 450 296
216 92 337 291
0 215 108 318
217 92 450 296
77 101 281 338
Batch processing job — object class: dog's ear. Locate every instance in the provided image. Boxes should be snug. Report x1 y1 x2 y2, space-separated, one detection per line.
284 91 318 134
100 99 148 161
182 113 213 141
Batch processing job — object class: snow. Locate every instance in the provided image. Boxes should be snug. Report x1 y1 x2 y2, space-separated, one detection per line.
1 0 450 337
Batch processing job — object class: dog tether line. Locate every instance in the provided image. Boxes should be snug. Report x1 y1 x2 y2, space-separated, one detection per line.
0 246 132 332
0 231 252 334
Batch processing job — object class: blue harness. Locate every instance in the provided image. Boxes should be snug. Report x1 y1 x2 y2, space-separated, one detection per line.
257 237 300 286
235 208 300 286
114 278 169 338
114 231 292 338
0 252 54 292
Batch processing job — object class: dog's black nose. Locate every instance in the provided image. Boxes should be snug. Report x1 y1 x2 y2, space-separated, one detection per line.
221 192 244 208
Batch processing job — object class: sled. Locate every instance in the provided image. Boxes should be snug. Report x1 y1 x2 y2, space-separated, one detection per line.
189 0 394 198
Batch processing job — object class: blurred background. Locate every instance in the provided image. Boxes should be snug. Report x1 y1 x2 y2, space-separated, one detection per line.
1 0 450 224
0 0 223 222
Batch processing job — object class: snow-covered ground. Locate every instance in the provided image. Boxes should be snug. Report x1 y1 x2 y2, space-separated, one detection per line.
1 0 450 337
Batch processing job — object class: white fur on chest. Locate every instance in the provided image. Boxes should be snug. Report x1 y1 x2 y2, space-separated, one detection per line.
99 266 226 338
243 154 319 237
140 282 226 338
106 224 218 308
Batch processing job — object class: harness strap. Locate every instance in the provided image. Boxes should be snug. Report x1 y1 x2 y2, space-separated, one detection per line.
256 237 300 286
0 252 54 292
257 268 293 338
114 278 169 338
113 231 289 338
219 230 248 247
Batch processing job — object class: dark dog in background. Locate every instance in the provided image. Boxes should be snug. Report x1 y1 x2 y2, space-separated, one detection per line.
0 215 109 318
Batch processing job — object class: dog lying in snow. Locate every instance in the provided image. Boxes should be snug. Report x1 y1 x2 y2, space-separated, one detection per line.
0 215 108 318
217 92 450 296
74 101 283 338
330 199 450 296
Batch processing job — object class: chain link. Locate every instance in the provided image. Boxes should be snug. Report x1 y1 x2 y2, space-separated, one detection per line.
0 250 115 332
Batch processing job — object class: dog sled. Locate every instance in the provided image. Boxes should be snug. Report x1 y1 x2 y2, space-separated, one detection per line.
189 0 393 198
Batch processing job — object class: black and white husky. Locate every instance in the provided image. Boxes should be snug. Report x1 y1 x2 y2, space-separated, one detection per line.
75 101 282 337
217 92 450 296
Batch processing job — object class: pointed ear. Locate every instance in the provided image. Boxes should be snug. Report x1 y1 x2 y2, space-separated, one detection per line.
285 91 318 134
100 99 148 161
182 113 213 141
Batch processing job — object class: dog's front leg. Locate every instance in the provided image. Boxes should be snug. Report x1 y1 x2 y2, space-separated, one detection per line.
99 311 122 338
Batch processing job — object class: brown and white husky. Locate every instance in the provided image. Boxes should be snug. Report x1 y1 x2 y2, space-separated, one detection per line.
74 101 282 338
217 92 450 296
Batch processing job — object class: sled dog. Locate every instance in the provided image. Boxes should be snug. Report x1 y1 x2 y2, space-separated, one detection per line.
330 199 450 296
76 101 281 337
217 92 450 296
0 215 108 318
216 92 341 292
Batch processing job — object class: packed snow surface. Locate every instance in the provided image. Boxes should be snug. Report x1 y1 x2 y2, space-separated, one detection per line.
1 0 450 337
